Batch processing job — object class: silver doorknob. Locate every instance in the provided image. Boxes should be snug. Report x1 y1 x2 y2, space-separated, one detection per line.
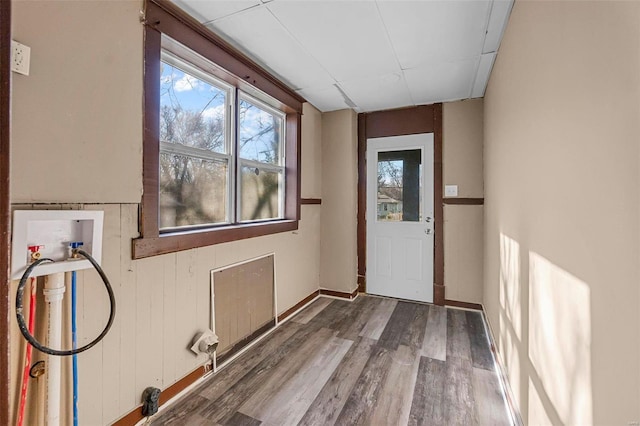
425 229 432 235
425 217 432 223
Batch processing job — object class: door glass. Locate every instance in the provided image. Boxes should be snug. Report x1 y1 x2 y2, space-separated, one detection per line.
377 149 422 222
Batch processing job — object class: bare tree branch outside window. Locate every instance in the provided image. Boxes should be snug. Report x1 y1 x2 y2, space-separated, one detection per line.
158 60 285 229
159 61 228 228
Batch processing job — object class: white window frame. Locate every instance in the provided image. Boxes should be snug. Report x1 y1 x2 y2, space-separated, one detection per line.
236 92 286 223
159 49 288 230
159 50 236 230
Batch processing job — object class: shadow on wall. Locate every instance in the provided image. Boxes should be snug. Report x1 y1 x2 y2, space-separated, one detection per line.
499 233 593 425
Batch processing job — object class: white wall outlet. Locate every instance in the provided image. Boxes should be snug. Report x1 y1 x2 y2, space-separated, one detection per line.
11 40 31 76
444 184 459 197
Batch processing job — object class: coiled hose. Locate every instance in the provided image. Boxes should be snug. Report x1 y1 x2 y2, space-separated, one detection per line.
15 249 116 356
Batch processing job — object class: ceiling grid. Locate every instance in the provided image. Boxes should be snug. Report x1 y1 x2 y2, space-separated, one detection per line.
171 0 514 112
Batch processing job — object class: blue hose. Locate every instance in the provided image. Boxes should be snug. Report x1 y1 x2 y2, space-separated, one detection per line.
71 270 78 426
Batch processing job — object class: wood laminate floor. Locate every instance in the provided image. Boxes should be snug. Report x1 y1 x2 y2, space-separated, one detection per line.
152 295 512 426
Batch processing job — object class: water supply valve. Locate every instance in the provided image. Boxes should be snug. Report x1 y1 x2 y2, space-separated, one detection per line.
68 241 83 259
27 245 44 263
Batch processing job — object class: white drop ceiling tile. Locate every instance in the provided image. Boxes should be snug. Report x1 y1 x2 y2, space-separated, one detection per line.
471 52 496 98
208 7 335 90
268 1 399 81
404 59 478 105
483 0 514 53
296 85 351 113
339 72 413 113
171 0 260 23
377 0 491 70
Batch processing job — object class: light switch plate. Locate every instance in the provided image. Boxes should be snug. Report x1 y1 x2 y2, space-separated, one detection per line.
444 185 458 197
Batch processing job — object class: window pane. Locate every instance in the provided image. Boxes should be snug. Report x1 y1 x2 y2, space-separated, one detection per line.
160 153 228 229
160 62 227 154
377 149 422 222
240 165 282 221
238 98 282 164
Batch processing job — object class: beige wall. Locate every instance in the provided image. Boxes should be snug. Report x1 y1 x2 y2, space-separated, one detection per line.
317 101 484 302
301 103 322 199
11 0 143 204
443 99 484 304
443 205 483 303
9 1 322 424
320 109 358 293
484 1 640 424
443 99 484 198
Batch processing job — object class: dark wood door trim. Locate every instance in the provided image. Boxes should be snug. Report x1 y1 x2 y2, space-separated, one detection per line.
356 114 367 292
0 1 11 424
357 104 445 305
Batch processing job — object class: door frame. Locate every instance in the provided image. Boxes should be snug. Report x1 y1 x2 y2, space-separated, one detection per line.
366 134 434 303
1 0 12 423
357 104 444 305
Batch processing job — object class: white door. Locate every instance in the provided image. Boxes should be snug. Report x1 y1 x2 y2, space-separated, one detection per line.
366 133 434 303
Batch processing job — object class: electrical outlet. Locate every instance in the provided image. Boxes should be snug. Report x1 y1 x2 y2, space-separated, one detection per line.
11 40 31 76
444 184 458 197
141 387 161 417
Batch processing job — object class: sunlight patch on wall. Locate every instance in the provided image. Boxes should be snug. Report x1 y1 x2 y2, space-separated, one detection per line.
500 233 522 340
499 313 522 407
529 252 593 425
528 377 553 426
498 232 524 407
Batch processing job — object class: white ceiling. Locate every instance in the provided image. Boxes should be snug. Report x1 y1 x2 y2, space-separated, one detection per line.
171 0 514 113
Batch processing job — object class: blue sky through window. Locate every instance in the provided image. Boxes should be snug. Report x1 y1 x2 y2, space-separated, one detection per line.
160 62 227 153
160 62 226 117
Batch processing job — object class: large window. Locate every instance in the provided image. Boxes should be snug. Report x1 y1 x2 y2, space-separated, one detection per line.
134 0 302 259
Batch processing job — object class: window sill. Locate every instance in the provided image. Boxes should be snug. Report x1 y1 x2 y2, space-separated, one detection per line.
132 219 298 259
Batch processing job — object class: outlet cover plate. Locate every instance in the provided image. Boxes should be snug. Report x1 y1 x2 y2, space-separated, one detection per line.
444 185 459 197
11 40 31 76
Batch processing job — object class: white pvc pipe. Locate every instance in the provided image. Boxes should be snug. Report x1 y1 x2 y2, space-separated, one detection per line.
43 272 65 426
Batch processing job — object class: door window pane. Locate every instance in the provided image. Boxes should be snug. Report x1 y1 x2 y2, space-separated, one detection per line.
240 165 282 221
160 153 228 228
377 149 422 222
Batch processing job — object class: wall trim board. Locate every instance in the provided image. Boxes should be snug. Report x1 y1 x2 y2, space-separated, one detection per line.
112 365 208 426
300 198 322 205
443 198 484 205
357 104 445 305
480 308 525 426
277 290 320 322
444 299 483 311
319 288 359 300
0 1 10 424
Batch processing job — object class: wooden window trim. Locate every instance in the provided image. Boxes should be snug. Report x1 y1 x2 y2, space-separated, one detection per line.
134 0 303 259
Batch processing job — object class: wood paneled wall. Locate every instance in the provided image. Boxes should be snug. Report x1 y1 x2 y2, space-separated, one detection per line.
8 203 321 425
